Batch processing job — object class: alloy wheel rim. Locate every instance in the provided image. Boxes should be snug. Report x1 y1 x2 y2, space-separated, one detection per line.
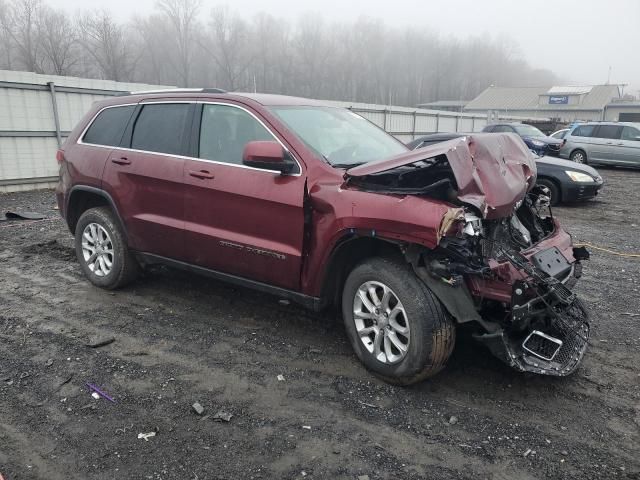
81 223 114 277
573 152 584 163
353 281 410 364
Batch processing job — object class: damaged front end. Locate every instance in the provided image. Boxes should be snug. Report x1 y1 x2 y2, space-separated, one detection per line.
345 134 591 376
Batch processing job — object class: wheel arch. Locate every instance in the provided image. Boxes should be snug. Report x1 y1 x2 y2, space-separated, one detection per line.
318 235 405 310
66 186 128 241
536 175 563 204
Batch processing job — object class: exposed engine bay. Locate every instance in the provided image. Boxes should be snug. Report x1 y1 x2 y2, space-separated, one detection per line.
345 134 591 376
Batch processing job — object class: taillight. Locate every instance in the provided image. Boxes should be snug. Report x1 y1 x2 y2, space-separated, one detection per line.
56 149 65 165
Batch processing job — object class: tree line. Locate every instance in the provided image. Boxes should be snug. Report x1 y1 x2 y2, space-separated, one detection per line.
0 0 558 106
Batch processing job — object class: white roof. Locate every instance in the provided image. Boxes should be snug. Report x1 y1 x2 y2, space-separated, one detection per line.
547 86 593 95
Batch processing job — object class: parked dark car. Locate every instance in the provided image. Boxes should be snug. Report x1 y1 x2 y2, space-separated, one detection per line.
57 90 591 384
483 122 563 156
408 133 603 206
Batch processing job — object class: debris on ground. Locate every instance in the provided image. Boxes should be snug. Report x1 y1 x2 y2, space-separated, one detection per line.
86 383 116 403
137 432 156 441
448 416 459 425
86 336 116 348
192 402 205 415
91 392 100 400
358 475 370 480
53 375 73 393
278 299 290 306
302 425 312 430
212 410 233 422
523 449 532 457
2 211 45 221
45 358 54 367
277 374 285 382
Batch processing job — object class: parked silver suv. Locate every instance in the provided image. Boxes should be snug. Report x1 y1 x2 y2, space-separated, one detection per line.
560 122 640 166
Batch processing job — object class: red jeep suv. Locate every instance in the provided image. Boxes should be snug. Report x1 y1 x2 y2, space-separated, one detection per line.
57 89 591 385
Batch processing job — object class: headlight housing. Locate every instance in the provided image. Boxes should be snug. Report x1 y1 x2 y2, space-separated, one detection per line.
565 170 594 183
531 140 545 147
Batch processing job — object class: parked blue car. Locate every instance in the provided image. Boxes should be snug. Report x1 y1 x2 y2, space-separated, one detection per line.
482 122 563 156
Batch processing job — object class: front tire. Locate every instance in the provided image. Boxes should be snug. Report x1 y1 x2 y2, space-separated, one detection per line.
75 207 139 289
570 149 587 164
537 178 561 206
342 257 456 385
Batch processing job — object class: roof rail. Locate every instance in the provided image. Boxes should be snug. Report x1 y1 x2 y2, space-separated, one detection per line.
129 87 227 95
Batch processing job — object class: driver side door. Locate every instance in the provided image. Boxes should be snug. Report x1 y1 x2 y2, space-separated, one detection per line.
183 102 306 290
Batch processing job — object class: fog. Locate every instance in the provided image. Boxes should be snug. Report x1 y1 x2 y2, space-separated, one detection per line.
6 0 640 101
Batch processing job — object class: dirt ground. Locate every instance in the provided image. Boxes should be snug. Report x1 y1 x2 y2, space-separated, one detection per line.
1 168 639 480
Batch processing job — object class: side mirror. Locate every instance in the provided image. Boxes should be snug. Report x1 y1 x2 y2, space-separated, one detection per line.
242 141 295 174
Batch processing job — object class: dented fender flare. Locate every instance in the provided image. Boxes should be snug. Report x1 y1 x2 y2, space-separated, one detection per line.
404 244 482 323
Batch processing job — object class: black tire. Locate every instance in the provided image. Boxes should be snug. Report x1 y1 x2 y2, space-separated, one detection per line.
74 207 139 289
570 149 587 164
341 257 456 385
537 178 561 206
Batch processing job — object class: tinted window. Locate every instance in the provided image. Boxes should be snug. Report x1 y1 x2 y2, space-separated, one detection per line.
199 104 274 165
594 125 622 139
571 125 596 137
131 103 190 155
622 126 640 141
493 125 515 133
83 105 135 146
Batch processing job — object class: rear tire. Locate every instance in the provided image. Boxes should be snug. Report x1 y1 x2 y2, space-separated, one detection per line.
570 149 587 164
537 178 561 206
342 257 456 385
75 207 139 289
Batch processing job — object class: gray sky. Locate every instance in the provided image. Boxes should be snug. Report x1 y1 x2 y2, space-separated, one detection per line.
51 0 640 95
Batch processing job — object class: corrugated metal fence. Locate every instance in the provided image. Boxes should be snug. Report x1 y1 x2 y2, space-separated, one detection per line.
0 69 541 192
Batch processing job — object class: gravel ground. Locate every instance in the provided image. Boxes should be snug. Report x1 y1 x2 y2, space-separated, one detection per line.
0 168 639 480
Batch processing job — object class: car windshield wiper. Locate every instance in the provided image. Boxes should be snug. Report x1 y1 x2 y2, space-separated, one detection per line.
331 162 366 169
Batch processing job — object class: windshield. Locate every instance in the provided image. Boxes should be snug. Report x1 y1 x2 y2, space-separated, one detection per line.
270 106 407 167
513 124 546 138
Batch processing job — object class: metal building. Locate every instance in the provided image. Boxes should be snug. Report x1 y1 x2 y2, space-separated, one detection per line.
463 84 640 122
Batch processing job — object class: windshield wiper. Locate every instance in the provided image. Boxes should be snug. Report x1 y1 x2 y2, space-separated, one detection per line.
331 162 366 169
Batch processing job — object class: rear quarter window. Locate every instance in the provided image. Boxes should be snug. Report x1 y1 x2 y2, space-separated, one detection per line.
82 105 136 146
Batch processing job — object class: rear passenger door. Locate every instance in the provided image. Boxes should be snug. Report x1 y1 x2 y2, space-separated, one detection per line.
620 126 640 166
183 102 306 290
102 101 194 260
591 125 623 164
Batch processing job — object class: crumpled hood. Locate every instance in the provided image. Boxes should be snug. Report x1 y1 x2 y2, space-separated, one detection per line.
346 133 537 219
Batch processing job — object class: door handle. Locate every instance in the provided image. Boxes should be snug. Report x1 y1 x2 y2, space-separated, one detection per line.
112 156 131 165
188 169 215 179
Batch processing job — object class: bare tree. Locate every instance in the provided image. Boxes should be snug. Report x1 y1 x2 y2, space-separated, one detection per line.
78 10 134 81
202 6 253 91
38 5 77 75
156 0 201 86
1 0 43 72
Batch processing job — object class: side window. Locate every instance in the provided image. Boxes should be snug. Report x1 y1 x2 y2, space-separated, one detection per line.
82 105 135 146
622 126 640 141
493 125 514 133
571 125 596 137
199 104 274 165
131 103 190 155
594 125 623 139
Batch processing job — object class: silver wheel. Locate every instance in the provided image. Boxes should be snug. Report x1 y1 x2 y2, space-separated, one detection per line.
572 151 585 163
81 222 114 277
353 281 410 364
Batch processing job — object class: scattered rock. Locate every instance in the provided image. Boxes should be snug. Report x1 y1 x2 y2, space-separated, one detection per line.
358 475 370 480
86 337 115 348
91 392 100 400
448 416 458 425
192 402 205 415
309 348 322 354
302 425 312 430
278 299 290 306
561 450 568 456
213 410 233 422
523 449 532 457
45 359 54 367
277 374 285 382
